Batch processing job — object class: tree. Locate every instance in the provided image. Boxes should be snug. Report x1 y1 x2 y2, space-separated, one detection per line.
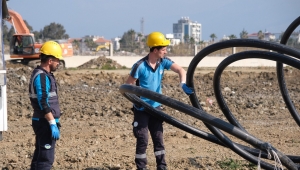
24 20 33 32
2 22 10 45
84 38 98 50
6 27 14 44
199 40 205 50
240 29 248 39
32 29 43 42
184 35 190 43
42 22 69 40
119 29 139 52
257 30 264 40
228 34 237 39
210 33 217 42
72 39 81 50
189 37 195 45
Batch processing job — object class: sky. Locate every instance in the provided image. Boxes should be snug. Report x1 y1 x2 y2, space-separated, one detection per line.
6 0 300 41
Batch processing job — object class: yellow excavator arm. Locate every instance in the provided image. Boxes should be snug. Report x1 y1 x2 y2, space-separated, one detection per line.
96 42 110 52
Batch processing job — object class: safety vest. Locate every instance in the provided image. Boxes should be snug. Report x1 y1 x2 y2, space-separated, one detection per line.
29 66 61 118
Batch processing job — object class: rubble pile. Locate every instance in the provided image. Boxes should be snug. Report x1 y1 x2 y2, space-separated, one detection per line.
78 56 125 69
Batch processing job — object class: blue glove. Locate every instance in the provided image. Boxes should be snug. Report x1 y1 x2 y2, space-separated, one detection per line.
50 124 60 140
181 83 194 95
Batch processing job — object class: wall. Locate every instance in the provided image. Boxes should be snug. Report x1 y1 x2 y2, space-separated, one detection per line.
4 54 280 69
107 56 279 68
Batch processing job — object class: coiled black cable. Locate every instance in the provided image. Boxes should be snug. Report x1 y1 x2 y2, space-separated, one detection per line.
120 17 300 170
277 16 300 127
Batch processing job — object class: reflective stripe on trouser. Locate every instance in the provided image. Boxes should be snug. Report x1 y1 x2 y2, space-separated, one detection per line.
133 108 167 169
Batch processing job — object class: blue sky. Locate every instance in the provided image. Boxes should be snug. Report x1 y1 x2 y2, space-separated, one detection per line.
6 0 300 41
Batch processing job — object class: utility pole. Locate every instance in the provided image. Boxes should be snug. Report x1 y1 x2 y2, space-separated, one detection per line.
140 17 144 36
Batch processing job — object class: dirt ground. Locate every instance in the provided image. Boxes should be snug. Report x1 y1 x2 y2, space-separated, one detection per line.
1 58 300 170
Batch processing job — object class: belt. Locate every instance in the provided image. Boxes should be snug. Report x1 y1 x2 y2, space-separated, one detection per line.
32 117 59 123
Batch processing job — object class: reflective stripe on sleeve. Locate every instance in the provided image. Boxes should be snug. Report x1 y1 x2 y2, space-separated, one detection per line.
135 153 147 159
154 150 166 156
29 91 57 98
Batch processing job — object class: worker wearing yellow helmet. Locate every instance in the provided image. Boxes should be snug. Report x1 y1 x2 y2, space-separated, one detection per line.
125 32 193 170
29 41 63 169
40 40 63 71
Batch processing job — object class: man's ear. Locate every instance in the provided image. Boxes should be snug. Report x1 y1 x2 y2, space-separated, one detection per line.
47 58 52 64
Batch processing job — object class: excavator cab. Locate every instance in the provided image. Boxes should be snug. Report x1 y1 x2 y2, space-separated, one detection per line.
10 34 35 55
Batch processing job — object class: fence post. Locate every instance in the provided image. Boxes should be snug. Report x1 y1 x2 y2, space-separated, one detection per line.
232 47 236 54
109 43 113 56
194 45 198 56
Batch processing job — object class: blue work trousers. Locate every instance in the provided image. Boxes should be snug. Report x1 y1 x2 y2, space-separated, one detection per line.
133 107 167 169
30 118 57 170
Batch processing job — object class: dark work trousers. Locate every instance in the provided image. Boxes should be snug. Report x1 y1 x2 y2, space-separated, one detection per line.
133 107 167 169
30 119 57 170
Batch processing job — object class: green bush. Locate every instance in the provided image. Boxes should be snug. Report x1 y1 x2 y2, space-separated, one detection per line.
217 158 256 170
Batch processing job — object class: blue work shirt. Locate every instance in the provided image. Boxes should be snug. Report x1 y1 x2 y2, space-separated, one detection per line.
130 55 174 109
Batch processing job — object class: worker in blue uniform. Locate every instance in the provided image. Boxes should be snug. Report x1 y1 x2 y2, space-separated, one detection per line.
29 41 63 170
125 32 193 170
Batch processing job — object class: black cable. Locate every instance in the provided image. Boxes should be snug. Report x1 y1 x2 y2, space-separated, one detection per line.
277 16 300 127
123 91 300 163
119 84 298 169
187 39 300 130
120 16 300 170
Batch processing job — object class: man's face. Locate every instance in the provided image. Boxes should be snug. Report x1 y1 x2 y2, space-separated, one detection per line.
155 47 168 59
49 58 60 72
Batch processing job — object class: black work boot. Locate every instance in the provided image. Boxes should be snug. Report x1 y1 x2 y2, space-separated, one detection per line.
157 166 167 170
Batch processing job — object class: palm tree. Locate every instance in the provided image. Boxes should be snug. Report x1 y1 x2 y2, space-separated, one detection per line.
184 35 190 44
257 30 264 40
189 37 195 45
199 40 205 50
240 29 248 39
84 38 97 50
72 40 80 50
228 34 237 39
210 33 217 42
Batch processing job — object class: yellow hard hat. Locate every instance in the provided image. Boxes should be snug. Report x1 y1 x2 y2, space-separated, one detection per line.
40 41 63 60
146 32 170 48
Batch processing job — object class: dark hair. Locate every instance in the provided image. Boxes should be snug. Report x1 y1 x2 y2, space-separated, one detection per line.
150 46 166 52
40 53 56 63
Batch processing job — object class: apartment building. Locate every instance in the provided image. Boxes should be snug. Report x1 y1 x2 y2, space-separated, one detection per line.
173 17 202 43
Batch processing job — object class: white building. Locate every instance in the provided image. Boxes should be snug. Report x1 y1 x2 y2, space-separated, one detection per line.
165 33 181 46
248 31 276 41
84 35 104 41
173 17 202 43
112 37 121 51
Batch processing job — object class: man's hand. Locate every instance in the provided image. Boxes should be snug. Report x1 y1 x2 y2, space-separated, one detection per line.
49 120 60 140
180 83 194 95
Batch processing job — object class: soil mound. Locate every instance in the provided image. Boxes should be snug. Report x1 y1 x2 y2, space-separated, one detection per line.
78 56 125 69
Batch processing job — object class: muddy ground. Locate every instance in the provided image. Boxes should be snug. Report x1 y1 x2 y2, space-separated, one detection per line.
1 57 300 170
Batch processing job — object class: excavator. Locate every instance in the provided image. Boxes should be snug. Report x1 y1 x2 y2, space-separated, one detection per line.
5 8 73 69
95 42 110 52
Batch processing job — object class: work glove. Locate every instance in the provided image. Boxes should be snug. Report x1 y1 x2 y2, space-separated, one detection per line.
55 118 61 129
180 83 194 95
49 120 60 140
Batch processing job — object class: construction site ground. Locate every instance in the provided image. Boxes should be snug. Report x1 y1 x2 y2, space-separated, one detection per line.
1 57 300 170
